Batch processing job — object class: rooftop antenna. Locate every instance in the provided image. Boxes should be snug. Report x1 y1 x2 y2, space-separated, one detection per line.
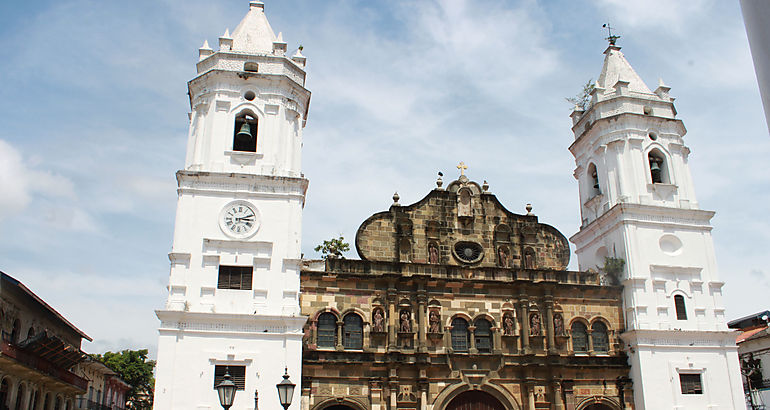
602 23 621 45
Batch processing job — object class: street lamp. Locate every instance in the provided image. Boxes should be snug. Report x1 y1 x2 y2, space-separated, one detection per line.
215 368 237 410
276 367 296 410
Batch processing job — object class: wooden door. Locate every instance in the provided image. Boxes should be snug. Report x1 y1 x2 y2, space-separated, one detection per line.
445 390 506 410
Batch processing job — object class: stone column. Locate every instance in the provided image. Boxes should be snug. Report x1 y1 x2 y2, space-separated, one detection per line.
544 295 555 354
552 381 564 410
525 382 536 410
587 329 594 355
518 297 530 353
336 320 344 351
417 287 427 352
563 382 575 410
468 325 478 354
387 284 397 351
493 326 502 354
309 320 317 348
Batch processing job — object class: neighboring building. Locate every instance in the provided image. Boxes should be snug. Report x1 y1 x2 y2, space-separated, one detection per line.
0 271 91 410
153 1 310 409
300 175 633 410
568 43 745 409
740 0 770 133
729 311 770 410
73 358 131 410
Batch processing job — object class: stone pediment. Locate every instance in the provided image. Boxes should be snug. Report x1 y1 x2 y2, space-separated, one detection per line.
354 177 570 270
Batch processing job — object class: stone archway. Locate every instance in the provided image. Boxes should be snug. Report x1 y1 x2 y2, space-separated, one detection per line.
445 390 506 410
583 405 614 410
323 406 357 410
575 396 621 410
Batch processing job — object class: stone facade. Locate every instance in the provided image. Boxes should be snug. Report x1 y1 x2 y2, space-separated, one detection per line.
300 177 633 410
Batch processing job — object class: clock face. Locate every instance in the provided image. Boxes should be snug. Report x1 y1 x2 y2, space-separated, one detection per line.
219 201 260 238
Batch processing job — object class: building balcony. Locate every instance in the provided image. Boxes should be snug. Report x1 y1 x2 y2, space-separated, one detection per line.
0 340 88 391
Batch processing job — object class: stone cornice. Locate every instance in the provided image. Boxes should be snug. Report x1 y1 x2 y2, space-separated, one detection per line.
176 170 308 199
571 202 715 247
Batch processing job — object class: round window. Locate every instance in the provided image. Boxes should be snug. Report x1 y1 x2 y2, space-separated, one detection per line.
453 241 484 264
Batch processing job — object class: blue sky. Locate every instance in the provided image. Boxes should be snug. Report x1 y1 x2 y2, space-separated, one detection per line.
0 0 768 357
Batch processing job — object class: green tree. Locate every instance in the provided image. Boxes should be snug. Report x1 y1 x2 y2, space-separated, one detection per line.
566 79 595 110
314 236 350 259
93 349 155 410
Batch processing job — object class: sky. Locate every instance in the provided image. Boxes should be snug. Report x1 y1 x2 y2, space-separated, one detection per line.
0 0 768 358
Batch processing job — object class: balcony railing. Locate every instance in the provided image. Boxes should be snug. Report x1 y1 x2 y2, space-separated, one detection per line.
1 340 88 391
76 398 125 410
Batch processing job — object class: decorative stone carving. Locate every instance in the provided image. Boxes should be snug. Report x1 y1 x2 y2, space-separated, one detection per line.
530 313 542 336
498 246 510 268
554 313 565 336
428 309 441 333
428 242 439 264
399 309 412 333
503 313 516 336
397 384 416 402
372 308 385 333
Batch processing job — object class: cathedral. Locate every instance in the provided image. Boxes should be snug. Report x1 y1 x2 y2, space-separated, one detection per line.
153 2 744 410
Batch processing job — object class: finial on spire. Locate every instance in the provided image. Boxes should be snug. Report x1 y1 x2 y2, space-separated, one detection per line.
249 1 265 10
602 23 621 46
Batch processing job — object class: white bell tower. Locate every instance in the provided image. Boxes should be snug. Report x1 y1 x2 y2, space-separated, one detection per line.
568 43 744 409
154 2 310 409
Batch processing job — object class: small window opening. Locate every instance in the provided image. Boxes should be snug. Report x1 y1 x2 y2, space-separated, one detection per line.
233 113 258 152
217 265 253 290
679 373 703 394
11 319 20 344
648 132 658 141
592 321 609 352
587 163 600 196
675 295 687 320
213 365 246 390
571 322 588 352
648 150 667 184
451 318 469 352
317 312 337 348
243 62 258 72
643 106 652 115
474 318 492 353
243 91 256 101
343 314 363 350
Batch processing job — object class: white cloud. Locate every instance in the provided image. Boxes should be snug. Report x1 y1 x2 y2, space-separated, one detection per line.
0 139 76 221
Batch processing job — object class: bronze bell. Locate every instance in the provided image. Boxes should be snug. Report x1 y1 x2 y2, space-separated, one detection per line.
235 122 253 143
650 160 662 182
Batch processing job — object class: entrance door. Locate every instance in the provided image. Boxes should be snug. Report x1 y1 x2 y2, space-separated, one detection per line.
324 406 357 410
446 390 506 410
584 405 614 410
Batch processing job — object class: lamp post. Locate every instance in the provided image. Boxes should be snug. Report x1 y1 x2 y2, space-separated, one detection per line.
276 368 296 410
215 368 237 410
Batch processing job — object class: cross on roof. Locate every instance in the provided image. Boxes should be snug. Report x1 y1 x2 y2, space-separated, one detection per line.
457 161 468 176
603 23 621 45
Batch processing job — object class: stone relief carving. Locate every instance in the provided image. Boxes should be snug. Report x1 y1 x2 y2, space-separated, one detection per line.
554 313 565 336
400 309 412 333
503 313 516 336
428 309 441 333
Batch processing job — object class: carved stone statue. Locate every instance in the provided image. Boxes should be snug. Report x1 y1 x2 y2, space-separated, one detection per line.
530 313 541 336
372 308 384 332
503 314 515 336
498 246 509 268
553 313 564 336
428 310 440 333
400 309 412 333
524 249 535 269
428 242 439 264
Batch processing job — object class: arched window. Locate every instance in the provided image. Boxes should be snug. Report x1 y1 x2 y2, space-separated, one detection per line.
451 318 470 352
14 383 24 410
571 322 588 352
11 319 20 344
474 318 492 353
316 313 337 348
42 393 50 410
587 163 600 196
592 322 609 353
0 378 9 409
27 326 35 340
343 314 363 350
233 112 258 152
648 149 669 184
54 396 62 410
675 295 688 320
